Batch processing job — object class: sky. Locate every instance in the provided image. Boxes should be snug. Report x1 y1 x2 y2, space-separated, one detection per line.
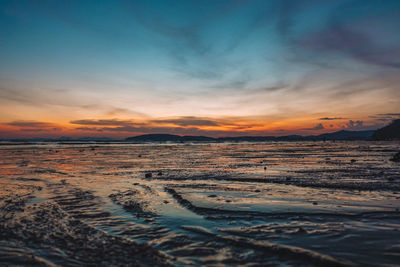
0 0 399 139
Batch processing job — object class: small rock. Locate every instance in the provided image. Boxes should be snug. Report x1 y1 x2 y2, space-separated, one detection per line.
255 189 261 193
295 227 307 234
264 166 267 170
208 194 217 198
390 152 400 162
157 171 163 176
312 202 318 205
163 200 169 204
145 173 152 178
350 159 357 163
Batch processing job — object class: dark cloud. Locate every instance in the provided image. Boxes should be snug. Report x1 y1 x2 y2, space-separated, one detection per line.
19 128 45 132
75 125 241 137
378 113 400 117
319 117 345 120
346 120 363 127
70 119 143 127
341 120 368 130
295 1 400 70
71 116 252 129
368 113 400 122
302 123 324 131
300 26 400 69
70 115 264 137
5 121 62 133
75 127 104 132
7 121 55 128
151 116 220 127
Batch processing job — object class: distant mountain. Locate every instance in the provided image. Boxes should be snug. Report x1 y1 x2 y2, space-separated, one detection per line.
372 120 400 140
181 135 216 142
125 130 375 142
126 134 182 142
311 130 375 140
75 137 114 141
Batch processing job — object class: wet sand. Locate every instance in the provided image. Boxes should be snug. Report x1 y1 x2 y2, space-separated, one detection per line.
0 141 399 266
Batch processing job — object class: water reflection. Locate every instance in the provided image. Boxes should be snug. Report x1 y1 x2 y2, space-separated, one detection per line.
0 141 399 266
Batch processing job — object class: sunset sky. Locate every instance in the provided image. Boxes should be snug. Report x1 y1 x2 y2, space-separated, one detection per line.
0 0 399 138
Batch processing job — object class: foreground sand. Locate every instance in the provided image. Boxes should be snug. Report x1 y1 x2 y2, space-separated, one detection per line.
0 183 171 266
0 141 399 266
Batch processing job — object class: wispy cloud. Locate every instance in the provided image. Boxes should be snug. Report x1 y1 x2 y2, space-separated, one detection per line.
319 117 345 121
4 120 63 134
70 119 142 127
369 113 400 122
7 121 56 128
302 123 324 131
151 116 220 127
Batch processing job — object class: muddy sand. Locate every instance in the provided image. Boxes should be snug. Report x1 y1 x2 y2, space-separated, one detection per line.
0 141 399 266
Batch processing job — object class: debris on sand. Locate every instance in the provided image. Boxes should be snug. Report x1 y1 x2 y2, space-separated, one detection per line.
390 152 400 163
109 189 155 217
0 191 170 266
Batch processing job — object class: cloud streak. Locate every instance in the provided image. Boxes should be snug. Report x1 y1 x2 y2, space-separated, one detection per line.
302 123 324 131
319 117 345 121
7 121 56 128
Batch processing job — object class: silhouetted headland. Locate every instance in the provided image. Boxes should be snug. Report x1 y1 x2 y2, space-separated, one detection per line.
125 130 375 142
372 119 400 140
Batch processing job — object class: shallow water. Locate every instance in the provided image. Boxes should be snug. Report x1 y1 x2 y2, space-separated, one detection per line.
0 141 399 266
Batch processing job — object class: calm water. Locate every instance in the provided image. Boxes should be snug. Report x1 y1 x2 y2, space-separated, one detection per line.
1 141 399 266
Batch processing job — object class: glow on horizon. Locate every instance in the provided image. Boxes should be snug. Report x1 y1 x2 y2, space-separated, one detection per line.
0 0 399 138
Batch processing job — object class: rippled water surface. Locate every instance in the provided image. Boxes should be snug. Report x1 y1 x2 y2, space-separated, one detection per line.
1 141 400 266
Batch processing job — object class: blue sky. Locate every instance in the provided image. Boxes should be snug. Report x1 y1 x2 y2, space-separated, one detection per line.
0 0 399 137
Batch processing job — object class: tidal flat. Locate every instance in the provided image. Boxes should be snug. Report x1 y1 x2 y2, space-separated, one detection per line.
0 141 399 266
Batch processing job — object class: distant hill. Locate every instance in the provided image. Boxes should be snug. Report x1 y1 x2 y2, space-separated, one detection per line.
181 135 216 142
372 120 400 140
75 137 114 141
2 130 379 143
126 134 182 142
125 130 375 142
311 130 374 140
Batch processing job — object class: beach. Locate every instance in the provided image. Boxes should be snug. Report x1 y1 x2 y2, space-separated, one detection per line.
1 141 399 266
